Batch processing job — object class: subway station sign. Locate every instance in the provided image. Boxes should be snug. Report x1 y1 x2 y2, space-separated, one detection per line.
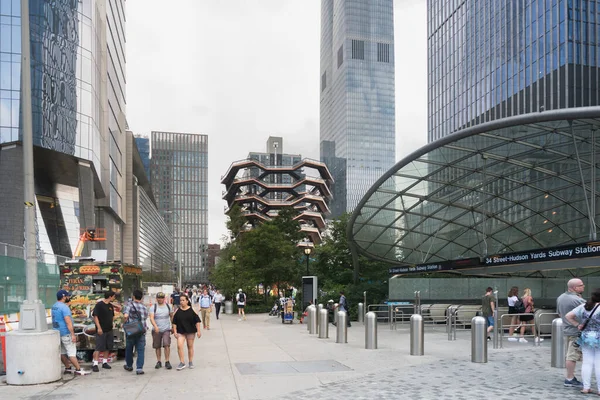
389 242 600 275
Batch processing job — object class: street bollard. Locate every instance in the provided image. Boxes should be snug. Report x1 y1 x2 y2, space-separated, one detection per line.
551 318 565 368
471 316 487 363
358 303 364 324
224 300 233 314
410 314 424 355
309 305 318 335
318 309 329 338
336 311 348 343
447 308 457 341
365 311 378 349
317 304 323 329
334 303 339 325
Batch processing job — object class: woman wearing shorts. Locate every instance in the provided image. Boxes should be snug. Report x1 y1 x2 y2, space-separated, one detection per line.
172 294 201 370
507 286 520 341
519 288 543 343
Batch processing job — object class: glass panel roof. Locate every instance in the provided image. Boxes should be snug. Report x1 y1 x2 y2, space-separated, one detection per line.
351 111 600 265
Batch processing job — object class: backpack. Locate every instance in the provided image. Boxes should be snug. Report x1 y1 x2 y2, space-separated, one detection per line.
238 292 246 303
153 303 171 314
513 298 526 314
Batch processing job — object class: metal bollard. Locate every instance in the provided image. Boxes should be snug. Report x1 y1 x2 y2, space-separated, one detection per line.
410 314 424 356
471 316 487 363
306 306 311 331
336 311 348 343
318 309 329 338
358 303 364 324
309 305 318 335
365 311 377 349
317 304 323 328
551 318 565 368
334 303 339 325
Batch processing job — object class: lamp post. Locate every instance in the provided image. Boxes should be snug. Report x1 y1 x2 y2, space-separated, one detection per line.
163 210 182 289
231 256 237 286
304 247 311 275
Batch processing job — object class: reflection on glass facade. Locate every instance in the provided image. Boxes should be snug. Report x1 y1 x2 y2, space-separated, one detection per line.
135 136 151 182
151 131 208 284
428 0 600 142
320 0 396 217
351 110 600 265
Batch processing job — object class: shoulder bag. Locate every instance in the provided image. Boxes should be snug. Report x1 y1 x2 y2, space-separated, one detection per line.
123 302 145 337
575 303 600 346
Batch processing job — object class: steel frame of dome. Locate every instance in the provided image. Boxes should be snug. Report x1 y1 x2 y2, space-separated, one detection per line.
348 107 600 267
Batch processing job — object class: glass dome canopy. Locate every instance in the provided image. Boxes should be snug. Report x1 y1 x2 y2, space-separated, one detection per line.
349 107 600 266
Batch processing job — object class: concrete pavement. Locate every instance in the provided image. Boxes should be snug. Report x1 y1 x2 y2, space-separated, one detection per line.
0 312 592 399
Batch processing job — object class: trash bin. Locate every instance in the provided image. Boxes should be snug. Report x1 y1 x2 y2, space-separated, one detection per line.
225 300 233 315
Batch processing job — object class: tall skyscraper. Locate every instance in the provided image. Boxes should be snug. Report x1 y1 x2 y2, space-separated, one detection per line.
0 0 127 261
151 131 209 284
320 0 396 218
428 0 600 142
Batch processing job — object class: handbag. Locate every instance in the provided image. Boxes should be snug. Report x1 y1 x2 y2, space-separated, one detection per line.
575 303 600 347
123 302 145 337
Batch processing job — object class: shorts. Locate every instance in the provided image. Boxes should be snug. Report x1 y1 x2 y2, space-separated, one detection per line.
486 316 494 327
95 330 114 351
152 330 171 349
60 334 77 358
176 333 196 340
520 314 534 322
508 306 517 314
566 336 583 362
237 304 245 309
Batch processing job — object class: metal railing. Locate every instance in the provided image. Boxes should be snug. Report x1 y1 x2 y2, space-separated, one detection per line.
499 312 544 347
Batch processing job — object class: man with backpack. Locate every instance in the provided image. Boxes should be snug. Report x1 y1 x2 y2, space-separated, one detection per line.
149 292 174 370
236 288 247 321
337 291 351 327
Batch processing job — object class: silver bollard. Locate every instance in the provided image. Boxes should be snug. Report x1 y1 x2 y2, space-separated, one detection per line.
471 316 488 363
358 303 364 324
365 311 378 349
306 306 311 331
334 303 339 325
318 309 329 338
551 318 565 368
317 304 323 328
309 305 318 335
336 311 348 343
410 314 424 355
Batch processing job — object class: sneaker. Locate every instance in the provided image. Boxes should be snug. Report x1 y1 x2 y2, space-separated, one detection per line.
564 377 584 387
136 370 144 375
63 367 74 374
123 365 133 372
102 363 111 369
535 337 545 342
189 362 194 369
243 316 247 321
238 318 242 321
507 337 518 342
155 361 162 369
165 361 172 370
92 364 99 372
74 369 90 376
519 338 528 343
487 336 491 341
176 362 186 371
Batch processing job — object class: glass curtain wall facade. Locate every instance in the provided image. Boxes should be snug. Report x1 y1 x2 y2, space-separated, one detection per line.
320 0 396 217
135 136 151 181
151 131 208 284
428 0 600 142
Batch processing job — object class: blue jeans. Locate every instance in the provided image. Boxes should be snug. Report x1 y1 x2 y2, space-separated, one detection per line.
125 334 146 371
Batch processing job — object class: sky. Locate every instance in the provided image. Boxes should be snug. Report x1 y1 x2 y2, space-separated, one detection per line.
126 0 428 245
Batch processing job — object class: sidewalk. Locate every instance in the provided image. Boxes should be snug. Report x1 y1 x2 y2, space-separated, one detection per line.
0 312 591 399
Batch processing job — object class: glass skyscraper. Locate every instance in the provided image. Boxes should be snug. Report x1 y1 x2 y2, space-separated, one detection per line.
151 131 209 284
428 0 600 142
320 0 396 218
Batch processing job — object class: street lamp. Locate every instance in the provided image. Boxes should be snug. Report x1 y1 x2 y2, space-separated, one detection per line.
304 247 311 275
231 255 237 286
163 210 182 289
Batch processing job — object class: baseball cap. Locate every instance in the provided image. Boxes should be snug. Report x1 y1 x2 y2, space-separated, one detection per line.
156 292 166 298
238 288 242 292
56 289 70 300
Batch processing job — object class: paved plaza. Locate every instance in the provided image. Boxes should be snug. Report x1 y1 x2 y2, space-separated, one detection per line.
0 312 592 399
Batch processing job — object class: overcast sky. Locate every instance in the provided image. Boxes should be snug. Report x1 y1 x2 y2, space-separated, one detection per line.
126 0 427 245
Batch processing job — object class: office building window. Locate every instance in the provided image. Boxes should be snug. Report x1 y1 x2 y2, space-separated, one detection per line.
338 45 343 67
352 40 365 60
377 43 390 63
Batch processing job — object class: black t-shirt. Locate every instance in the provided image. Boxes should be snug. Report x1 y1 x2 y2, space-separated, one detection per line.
92 301 114 332
172 307 201 334
172 292 181 305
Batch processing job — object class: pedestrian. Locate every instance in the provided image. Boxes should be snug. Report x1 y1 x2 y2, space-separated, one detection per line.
199 289 213 329
520 288 543 343
337 291 351 327
507 286 520 341
171 288 181 310
123 289 148 375
213 290 224 319
172 294 202 370
92 290 116 372
191 290 199 311
51 290 90 375
236 288 247 321
149 292 173 370
557 278 586 387
481 287 495 341
565 288 600 394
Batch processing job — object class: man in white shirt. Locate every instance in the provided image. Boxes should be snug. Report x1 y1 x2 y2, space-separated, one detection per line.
213 290 225 319
236 289 247 321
